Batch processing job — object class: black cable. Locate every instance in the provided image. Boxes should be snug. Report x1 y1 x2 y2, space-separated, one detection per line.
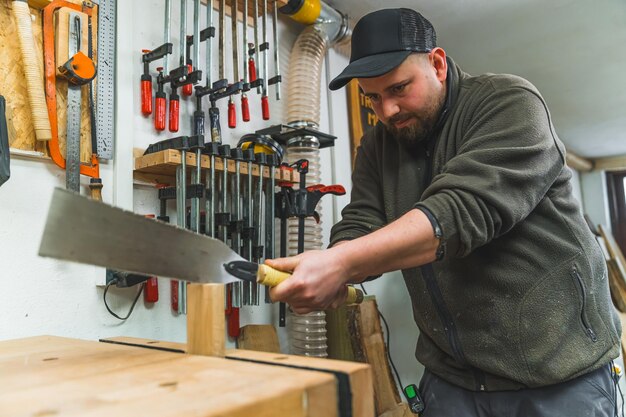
103 280 145 320
611 362 624 417
360 283 405 390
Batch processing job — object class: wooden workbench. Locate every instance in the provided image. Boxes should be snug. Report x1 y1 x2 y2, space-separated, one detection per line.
0 335 355 417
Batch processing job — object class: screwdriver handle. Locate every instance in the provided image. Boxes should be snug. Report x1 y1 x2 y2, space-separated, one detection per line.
261 95 269 120
140 76 152 115
169 93 180 132
241 94 250 122
154 93 166 131
182 64 193 96
228 97 236 128
209 105 222 143
256 264 364 305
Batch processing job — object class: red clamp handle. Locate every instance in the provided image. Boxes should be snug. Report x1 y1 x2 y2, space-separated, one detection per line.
248 58 257 82
144 277 159 303
307 184 347 196
154 96 166 131
224 289 240 338
182 64 193 96
261 95 270 120
228 98 236 128
170 280 179 312
169 96 180 132
241 95 250 122
141 79 152 116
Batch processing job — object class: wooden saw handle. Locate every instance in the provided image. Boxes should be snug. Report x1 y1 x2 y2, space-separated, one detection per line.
12 0 52 141
257 264 365 305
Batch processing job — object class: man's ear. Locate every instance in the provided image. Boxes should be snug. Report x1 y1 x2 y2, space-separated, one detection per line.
430 48 447 82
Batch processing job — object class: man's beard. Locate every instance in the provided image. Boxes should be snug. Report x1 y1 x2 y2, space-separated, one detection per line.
385 91 446 150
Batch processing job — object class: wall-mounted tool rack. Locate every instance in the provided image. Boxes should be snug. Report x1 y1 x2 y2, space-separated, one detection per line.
205 0 287 24
134 148 298 185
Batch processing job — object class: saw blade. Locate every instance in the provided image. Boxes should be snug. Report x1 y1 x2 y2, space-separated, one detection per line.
38 188 245 284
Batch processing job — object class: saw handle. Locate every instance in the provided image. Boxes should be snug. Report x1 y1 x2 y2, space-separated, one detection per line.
257 264 364 305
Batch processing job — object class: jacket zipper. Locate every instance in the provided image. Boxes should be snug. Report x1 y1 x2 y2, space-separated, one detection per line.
421 142 487 391
421 263 487 390
570 267 598 342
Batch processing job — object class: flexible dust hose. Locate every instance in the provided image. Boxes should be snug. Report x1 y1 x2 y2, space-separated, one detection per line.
286 26 327 125
283 5 346 357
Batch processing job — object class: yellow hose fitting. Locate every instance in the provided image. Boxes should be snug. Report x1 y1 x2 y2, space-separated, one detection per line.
284 0 321 25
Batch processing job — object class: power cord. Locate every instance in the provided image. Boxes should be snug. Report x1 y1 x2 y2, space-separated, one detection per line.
103 279 145 320
359 283 404 389
611 360 625 417
360 283 424 414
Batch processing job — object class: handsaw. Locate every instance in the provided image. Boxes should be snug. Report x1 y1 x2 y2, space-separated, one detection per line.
38 188 364 304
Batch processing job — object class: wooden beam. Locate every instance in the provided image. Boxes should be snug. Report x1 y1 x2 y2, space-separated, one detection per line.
134 148 298 183
237 324 281 353
99 336 375 417
566 151 593 172
593 154 626 172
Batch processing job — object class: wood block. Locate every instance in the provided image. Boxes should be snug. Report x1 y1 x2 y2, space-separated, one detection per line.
187 283 225 357
238 324 281 352
100 336 374 417
328 297 405 416
226 348 375 417
326 304 356 361
379 402 413 417
54 7 88 76
0 336 337 417
347 298 402 415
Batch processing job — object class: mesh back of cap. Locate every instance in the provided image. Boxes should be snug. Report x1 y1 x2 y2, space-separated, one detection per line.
400 9 437 51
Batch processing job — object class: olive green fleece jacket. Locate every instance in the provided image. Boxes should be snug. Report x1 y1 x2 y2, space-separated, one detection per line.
330 58 621 391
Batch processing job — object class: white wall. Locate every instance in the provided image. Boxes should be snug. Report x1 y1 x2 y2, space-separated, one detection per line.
0 1 300 347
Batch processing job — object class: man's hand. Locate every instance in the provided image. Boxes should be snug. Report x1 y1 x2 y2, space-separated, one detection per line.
266 208 439 313
266 248 351 314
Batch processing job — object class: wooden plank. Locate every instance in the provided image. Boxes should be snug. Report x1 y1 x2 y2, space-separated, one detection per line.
0 336 180 391
566 151 593 172
593 154 626 172
0 336 336 417
347 298 402 415
599 225 626 285
328 297 405 416
326 304 357 361
607 259 626 312
187 283 225 357
226 349 375 417
100 336 374 417
134 148 298 182
238 324 281 353
379 403 413 417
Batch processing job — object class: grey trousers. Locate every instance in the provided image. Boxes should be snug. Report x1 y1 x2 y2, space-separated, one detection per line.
419 365 620 417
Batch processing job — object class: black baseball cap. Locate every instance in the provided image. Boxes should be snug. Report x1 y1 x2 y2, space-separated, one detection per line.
329 8 437 91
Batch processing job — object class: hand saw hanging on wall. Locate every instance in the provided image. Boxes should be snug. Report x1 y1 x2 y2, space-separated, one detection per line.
38 188 364 305
42 1 102 199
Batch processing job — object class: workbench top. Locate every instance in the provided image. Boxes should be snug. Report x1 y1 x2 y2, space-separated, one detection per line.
0 335 339 417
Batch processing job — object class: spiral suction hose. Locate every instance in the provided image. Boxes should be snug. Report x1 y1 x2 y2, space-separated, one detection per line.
280 0 350 357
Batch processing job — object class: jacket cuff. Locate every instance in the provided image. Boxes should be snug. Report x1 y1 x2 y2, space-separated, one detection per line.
415 206 446 261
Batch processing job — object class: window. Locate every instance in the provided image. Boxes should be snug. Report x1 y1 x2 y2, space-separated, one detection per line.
607 171 626 255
